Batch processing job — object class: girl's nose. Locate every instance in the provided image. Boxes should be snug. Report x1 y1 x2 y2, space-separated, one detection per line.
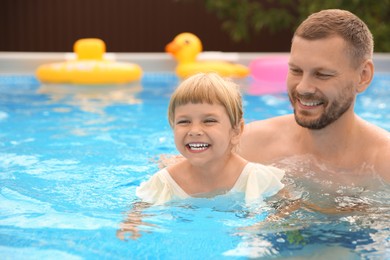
188 126 204 136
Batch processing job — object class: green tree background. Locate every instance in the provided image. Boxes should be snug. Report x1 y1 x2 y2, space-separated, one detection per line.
183 0 390 52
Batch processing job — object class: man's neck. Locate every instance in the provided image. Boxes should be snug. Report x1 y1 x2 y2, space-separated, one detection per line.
299 112 358 159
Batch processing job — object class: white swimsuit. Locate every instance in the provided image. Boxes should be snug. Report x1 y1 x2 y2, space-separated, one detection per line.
136 162 285 205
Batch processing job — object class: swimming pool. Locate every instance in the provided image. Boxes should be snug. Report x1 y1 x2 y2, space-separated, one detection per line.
1 53 390 259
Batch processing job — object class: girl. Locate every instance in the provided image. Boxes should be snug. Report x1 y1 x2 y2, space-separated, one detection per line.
136 73 284 205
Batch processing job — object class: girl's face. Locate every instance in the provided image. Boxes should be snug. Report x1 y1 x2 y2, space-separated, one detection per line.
173 102 240 167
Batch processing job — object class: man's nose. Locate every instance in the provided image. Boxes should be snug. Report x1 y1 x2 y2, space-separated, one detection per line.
294 74 316 95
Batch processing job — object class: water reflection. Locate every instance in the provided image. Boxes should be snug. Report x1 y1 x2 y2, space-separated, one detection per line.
37 83 142 114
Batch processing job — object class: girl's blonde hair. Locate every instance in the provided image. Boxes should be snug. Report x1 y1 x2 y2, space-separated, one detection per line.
168 73 243 128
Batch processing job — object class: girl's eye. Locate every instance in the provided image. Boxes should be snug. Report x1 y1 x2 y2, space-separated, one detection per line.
176 120 190 125
204 119 217 124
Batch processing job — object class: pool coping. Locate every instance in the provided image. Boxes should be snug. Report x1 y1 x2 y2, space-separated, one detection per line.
0 52 389 74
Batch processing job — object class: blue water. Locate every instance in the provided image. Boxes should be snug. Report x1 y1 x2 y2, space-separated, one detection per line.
0 73 389 259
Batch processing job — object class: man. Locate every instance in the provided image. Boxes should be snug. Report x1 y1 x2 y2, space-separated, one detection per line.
239 9 390 185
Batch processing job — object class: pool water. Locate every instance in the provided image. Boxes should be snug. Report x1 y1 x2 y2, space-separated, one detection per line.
0 73 389 259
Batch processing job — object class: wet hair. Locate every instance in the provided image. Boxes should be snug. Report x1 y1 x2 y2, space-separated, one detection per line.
168 73 243 128
294 9 374 67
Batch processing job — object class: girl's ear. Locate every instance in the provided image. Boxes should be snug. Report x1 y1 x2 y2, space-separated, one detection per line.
356 59 374 93
231 119 244 145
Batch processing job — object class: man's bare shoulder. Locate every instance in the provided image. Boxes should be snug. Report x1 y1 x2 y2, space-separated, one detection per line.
359 118 390 148
244 115 295 135
239 115 295 162
372 129 390 182
374 139 390 183
359 119 390 182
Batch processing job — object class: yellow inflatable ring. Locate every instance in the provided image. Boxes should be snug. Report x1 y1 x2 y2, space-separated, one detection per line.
36 38 143 85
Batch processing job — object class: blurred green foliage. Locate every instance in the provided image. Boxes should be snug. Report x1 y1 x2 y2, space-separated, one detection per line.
189 0 390 52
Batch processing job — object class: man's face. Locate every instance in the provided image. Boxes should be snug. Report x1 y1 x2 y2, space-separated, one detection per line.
287 36 360 130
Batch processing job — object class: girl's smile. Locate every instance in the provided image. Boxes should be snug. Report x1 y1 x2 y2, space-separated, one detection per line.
173 102 239 166
186 142 210 152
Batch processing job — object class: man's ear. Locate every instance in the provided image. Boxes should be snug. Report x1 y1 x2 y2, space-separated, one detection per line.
356 59 374 93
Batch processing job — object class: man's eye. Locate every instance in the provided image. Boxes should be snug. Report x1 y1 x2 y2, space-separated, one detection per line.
289 68 302 75
316 72 332 79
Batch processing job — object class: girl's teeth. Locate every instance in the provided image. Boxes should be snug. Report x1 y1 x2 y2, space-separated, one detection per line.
188 143 209 150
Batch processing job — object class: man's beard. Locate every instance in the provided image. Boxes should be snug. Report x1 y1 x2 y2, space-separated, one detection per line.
289 87 354 130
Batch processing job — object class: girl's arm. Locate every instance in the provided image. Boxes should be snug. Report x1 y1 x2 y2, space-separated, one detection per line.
116 201 156 240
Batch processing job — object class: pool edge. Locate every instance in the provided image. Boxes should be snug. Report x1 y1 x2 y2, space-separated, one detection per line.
0 52 389 74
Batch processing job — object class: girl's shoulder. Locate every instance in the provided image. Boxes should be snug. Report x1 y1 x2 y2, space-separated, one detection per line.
245 162 285 180
234 163 285 202
136 167 189 205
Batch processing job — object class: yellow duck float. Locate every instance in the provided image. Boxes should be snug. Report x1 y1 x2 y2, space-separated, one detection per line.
36 38 143 85
165 32 249 78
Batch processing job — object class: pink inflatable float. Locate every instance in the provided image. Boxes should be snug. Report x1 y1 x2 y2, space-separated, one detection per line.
248 56 289 95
